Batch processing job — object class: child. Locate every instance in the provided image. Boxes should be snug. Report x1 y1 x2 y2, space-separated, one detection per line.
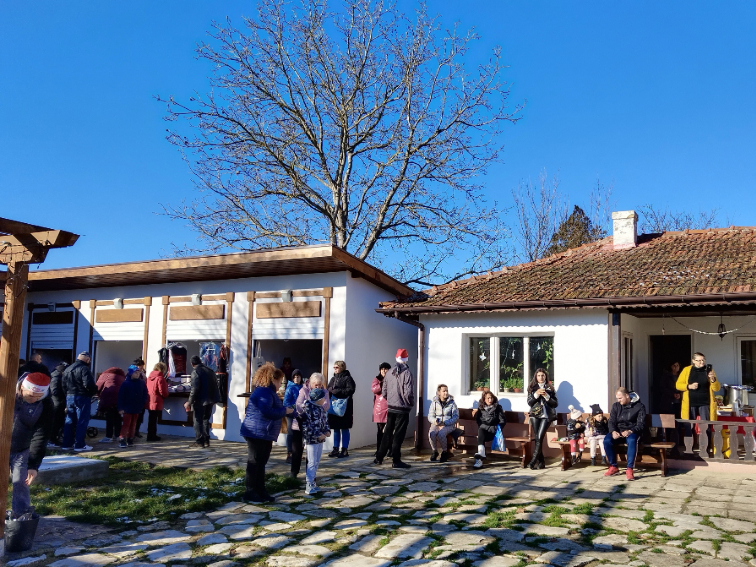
586 404 609 466
567 405 586 464
472 391 507 469
117 366 149 448
428 384 459 462
301 387 330 495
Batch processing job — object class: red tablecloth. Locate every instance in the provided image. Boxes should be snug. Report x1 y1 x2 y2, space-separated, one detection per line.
716 414 755 435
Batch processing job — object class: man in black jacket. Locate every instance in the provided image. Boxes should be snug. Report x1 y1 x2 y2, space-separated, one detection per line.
603 387 646 481
61 351 97 451
48 362 68 446
18 352 51 378
184 356 221 448
10 372 54 519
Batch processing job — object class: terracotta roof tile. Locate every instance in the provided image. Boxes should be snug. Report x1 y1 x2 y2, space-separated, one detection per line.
382 227 756 311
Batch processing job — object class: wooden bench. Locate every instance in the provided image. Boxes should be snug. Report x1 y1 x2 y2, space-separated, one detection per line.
554 413 676 476
454 409 533 467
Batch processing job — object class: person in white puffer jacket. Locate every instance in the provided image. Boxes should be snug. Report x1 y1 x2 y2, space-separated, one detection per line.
427 384 459 463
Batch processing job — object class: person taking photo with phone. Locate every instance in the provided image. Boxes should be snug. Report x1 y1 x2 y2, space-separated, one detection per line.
676 352 721 454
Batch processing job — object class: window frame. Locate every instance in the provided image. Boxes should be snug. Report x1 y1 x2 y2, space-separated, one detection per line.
464 333 555 396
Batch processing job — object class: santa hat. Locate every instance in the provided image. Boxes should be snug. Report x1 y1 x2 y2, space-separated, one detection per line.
568 405 582 420
21 372 50 395
396 348 409 364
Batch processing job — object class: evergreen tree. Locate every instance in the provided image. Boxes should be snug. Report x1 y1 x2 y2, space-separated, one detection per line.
546 205 605 256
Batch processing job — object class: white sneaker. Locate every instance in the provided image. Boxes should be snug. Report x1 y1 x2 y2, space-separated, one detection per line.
99 437 113 443
473 459 483 469
74 445 93 452
305 484 318 495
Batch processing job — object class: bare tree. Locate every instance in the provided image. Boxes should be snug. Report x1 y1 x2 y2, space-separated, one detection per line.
638 204 719 233
158 0 521 287
511 171 567 263
587 178 614 237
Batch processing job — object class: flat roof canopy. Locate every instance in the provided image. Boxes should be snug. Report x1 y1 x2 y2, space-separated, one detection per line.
14 244 413 298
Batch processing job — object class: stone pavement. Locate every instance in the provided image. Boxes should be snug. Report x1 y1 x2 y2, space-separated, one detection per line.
7 441 756 567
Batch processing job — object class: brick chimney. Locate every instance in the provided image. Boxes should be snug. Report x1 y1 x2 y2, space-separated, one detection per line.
611 210 638 249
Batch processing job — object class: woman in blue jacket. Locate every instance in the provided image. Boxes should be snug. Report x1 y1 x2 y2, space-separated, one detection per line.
240 363 292 503
283 369 303 464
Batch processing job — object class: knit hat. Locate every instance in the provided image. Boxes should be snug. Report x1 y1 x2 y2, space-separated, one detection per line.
396 348 409 363
568 405 582 420
21 372 50 395
590 404 604 416
310 388 326 402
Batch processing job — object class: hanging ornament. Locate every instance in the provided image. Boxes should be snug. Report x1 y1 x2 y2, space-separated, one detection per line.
717 314 726 340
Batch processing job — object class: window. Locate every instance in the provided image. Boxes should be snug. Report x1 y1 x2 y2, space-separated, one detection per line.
468 335 554 394
469 338 491 392
740 338 756 388
499 337 524 391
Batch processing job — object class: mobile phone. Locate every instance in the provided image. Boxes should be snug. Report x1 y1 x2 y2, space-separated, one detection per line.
706 364 713 373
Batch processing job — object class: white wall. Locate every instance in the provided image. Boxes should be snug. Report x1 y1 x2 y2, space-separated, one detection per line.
23 270 422 444
419 309 610 416
344 275 419 450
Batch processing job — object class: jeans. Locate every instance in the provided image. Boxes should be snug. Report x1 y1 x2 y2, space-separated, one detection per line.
62 394 92 449
332 429 350 450
245 437 273 497
286 416 295 453
290 425 304 476
376 410 409 463
688 405 712 448
429 423 456 451
9 450 31 518
147 409 161 439
603 432 640 468
306 442 324 486
193 403 214 444
104 406 122 439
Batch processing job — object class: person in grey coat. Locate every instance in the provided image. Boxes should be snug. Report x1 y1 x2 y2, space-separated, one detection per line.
374 348 414 469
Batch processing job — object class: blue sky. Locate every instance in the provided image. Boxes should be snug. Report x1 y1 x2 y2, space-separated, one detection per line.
2 2 754 271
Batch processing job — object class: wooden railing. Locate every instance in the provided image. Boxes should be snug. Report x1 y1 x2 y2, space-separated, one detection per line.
676 419 756 464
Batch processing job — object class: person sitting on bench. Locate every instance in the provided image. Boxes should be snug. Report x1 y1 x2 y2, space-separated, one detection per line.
604 387 646 481
472 391 506 468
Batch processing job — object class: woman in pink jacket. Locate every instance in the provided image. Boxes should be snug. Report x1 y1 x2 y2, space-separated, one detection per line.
372 362 392 456
146 362 169 442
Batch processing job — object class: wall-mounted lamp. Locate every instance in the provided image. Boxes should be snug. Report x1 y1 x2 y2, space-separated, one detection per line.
191 294 202 306
47 302 56 312
280 290 292 302
114 298 124 309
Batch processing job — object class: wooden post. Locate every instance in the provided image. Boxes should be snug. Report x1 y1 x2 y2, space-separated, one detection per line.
0 261 30 551
321 287 333 375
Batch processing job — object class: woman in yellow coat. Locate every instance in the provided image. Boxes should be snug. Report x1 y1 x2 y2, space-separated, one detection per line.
676 352 722 454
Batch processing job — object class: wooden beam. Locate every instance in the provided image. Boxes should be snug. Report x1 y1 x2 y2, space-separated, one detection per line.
95 308 143 323
72 302 80 364
0 262 29 546
161 296 169 347
142 297 151 363
88 300 96 354
24 303 33 360
255 301 321 319
321 287 332 376
222 293 234 429
245 292 255 393
169 305 225 321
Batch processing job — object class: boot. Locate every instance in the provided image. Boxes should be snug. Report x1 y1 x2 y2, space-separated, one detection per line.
536 453 546 469
338 449 349 458
439 451 449 463
328 448 340 458
601 455 608 465
571 454 578 465
591 456 597 466
430 451 439 462
286 452 292 464
529 441 542 469
528 454 539 469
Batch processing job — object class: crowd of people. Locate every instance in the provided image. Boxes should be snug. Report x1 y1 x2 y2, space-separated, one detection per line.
8 345 720 518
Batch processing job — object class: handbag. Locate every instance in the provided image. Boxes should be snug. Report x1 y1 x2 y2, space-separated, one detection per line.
328 396 347 417
492 425 506 452
529 399 544 418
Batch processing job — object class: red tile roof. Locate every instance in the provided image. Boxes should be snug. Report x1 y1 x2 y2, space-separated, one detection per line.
380 227 756 313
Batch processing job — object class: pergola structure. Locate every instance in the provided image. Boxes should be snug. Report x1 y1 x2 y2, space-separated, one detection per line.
0 217 78 555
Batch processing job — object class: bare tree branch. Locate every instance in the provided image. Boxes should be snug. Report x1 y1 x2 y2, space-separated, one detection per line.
157 0 521 287
638 204 719 233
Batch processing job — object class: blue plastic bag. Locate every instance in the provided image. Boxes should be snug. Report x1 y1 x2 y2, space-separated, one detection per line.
328 397 348 417
492 425 506 452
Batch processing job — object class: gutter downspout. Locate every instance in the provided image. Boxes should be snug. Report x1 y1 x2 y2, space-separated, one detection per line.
389 310 426 454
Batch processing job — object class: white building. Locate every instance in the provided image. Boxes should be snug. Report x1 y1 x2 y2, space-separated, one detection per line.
20 245 418 449
379 212 756 449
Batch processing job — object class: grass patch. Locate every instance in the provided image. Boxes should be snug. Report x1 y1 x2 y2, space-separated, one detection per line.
572 503 594 514
483 510 516 529
27 456 297 527
574 488 585 494
712 540 722 553
643 510 654 522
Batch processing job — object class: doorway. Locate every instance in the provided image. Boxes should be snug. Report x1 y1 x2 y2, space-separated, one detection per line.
649 334 691 413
